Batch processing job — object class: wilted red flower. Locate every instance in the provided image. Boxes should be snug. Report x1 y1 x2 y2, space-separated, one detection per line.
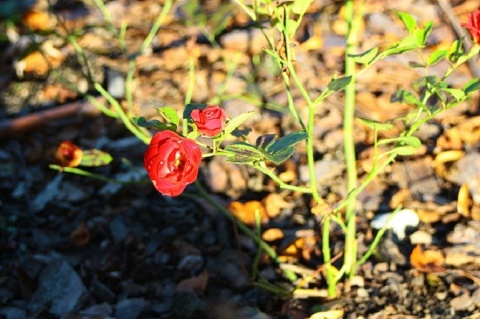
55 141 83 167
144 130 202 196
190 105 227 137
462 10 480 43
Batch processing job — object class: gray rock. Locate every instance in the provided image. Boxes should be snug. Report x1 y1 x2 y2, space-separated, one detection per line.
28 259 89 316
32 174 62 213
0 306 27 319
450 294 474 311
115 298 148 319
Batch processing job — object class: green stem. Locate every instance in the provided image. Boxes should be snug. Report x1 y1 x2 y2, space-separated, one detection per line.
193 181 297 281
94 83 151 144
254 164 312 193
342 0 362 279
49 164 148 184
139 0 174 53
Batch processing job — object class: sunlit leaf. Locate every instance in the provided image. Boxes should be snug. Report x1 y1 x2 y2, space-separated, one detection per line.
223 111 256 136
414 21 432 46
463 78 480 95
348 47 379 65
80 149 113 167
427 49 447 66
327 76 352 92
157 106 179 127
358 118 393 131
396 11 416 34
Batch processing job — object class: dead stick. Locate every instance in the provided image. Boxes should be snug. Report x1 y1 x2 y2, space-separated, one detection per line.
0 99 101 138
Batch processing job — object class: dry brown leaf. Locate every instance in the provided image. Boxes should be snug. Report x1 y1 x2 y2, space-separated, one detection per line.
177 270 209 294
70 222 90 247
262 228 284 242
432 150 465 178
263 193 294 218
227 201 268 225
410 245 445 273
22 10 53 31
279 236 318 262
457 183 471 218
42 84 78 103
389 188 411 208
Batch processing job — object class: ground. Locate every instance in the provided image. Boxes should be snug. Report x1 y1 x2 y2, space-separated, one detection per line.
1 0 480 318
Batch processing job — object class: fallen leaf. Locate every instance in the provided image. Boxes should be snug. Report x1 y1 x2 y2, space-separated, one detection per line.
280 236 318 262
70 223 90 247
307 309 344 319
263 193 294 218
227 201 268 225
457 183 471 218
410 245 445 273
22 10 53 31
262 228 284 242
432 150 465 178
177 270 209 294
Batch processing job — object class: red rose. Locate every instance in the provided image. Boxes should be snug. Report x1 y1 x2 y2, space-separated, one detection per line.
55 141 83 167
462 10 480 43
144 131 202 196
190 105 227 137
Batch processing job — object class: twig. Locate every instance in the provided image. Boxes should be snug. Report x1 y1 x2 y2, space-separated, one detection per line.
0 99 101 138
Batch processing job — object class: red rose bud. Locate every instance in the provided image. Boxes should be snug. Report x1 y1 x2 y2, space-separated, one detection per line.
144 130 202 196
55 141 83 167
462 10 480 43
190 105 227 137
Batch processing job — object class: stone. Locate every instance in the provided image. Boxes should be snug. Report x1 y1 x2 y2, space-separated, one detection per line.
115 298 148 319
28 259 89 316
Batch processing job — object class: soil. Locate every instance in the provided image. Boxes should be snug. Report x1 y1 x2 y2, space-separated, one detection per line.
1 0 480 318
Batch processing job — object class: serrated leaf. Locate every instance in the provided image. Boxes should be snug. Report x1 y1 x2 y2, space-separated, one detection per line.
223 111 255 136
133 117 173 130
183 103 207 119
463 78 480 95
225 142 267 164
267 131 308 154
348 47 379 65
396 12 416 34
358 118 394 131
80 149 113 167
157 106 179 127
327 76 352 92
427 49 447 66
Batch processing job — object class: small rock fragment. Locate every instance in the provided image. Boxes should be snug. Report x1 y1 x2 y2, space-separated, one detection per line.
370 209 419 240
115 298 148 319
450 294 474 311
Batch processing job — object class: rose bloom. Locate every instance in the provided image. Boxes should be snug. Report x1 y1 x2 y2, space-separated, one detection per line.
144 130 202 196
462 10 480 43
190 105 227 137
55 141 83 167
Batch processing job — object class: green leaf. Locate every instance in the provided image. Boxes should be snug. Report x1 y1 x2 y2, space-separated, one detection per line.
390 146 417 156
291 0 313 15
358 118 394 131
383 36 421 56
414 21 432 46
378 136 422 148
427 49 447 66
463 78 480 95
157 107 179 127
327 76 352 92
348 47 379 65
225 142 267 164
267 130 308 154
80 149 113 167
183 103 207 119
391 90 421 106
133 117 173 130
223 111 255 136
268 147 295 164
447 39 464 62
442 88 465 101
396 12 416 34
